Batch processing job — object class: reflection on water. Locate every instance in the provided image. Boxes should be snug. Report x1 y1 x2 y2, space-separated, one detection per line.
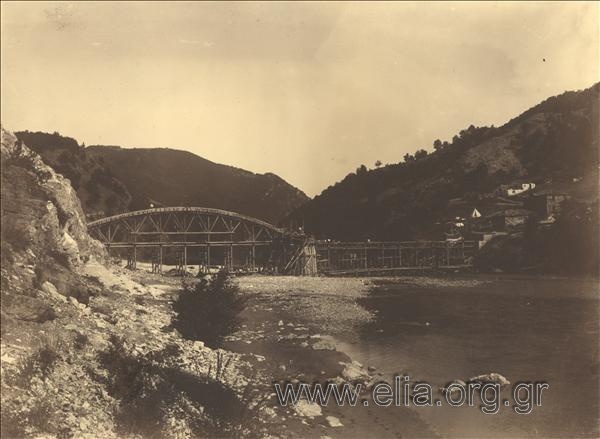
335 275 599 439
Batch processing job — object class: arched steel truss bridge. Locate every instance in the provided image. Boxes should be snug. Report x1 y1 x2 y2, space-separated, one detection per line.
88 207 478 275
87 207 299 273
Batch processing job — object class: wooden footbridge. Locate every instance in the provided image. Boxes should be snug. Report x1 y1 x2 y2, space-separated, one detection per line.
88 207 478 276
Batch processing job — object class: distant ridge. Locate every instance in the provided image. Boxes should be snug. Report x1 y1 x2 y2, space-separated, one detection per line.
15 131 309 224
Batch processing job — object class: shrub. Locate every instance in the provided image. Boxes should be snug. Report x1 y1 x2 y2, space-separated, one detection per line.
171 270 246 348
7 341 60 388
97 336 242 437
1 338 63 437
1 397 55 438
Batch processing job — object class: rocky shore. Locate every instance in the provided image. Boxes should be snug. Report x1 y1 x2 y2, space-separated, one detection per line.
226 275 439 439
1 260 439 438
2 262 277 437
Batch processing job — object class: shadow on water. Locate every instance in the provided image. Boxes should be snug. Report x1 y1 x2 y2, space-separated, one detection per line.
347 275 599 438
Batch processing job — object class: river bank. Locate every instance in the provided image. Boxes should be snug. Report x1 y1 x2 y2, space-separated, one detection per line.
227 275 440 439
228 274 599 439
3 265 596 438
2 264 299 438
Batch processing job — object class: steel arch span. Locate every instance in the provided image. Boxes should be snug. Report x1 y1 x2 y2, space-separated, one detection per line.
88 206 286 246
87 207 295 273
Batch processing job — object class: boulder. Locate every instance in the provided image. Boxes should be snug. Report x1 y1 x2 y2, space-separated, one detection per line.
469 372 510 386
312 339 337 351
293 400 322 418
2 293 56 323
325 416 343 427
341 360 370 382
41 281 67 302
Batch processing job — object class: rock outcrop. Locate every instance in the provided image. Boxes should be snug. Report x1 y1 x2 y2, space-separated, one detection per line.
1 127 105 267
1 126 106 314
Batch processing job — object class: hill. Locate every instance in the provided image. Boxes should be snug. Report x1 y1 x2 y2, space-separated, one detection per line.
14 132 309 224
86 146 308 224
285 83 599 242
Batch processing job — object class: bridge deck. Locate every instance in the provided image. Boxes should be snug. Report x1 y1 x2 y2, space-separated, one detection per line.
313 240 478 275
87 207 478 275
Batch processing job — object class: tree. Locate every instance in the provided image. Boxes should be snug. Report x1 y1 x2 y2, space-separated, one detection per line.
415 149 428 160
356 164 368 175
433 139 443 151
374 160 382 168
172 270 247 348
403 153 415 163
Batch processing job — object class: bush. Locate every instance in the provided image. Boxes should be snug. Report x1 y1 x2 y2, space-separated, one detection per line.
172 270 246 348
97 336 243 437
1 396 55 438
1 338 63 437
7 341 60 388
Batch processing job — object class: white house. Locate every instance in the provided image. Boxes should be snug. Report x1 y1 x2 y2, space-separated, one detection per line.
506 182 536 197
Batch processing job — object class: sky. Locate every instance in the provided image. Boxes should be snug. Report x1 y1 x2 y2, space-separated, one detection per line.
1 1 598 197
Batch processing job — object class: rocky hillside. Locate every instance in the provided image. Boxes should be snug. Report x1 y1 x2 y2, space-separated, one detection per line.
13 131 132 219
15 131 309 224
286 83 599 241
0 127 286 437
1 127 107 307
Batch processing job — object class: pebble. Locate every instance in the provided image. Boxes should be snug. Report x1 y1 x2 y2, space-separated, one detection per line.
325 416 343 427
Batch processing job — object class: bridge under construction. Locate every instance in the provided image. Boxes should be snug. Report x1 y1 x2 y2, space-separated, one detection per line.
88 207 478 276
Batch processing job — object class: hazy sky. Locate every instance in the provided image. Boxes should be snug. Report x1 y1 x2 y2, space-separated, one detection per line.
1 2 598 196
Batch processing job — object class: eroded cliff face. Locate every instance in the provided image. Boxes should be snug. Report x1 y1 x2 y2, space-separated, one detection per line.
1 126 107 322
1 127 105 266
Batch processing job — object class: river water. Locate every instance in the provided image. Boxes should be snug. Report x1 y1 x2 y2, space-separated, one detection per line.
332 275 599 438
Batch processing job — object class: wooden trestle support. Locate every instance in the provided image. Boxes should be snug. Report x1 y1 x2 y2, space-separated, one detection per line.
89 207 477 276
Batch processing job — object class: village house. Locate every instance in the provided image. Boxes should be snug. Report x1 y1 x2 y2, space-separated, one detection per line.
442 196 527 238
499 182 537 197
530 190 571 218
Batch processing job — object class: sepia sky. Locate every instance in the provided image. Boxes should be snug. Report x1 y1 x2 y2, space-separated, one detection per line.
1 1 598 197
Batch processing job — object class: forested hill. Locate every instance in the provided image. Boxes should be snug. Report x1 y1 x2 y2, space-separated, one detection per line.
14 131 309 224
284 83 599 241
86 146 309 224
